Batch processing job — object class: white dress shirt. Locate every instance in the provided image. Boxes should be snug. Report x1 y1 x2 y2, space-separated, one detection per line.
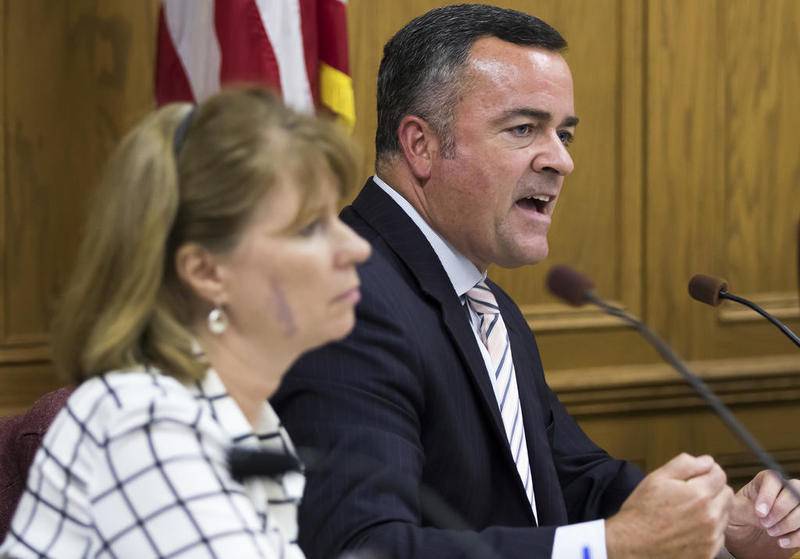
373 174 607 559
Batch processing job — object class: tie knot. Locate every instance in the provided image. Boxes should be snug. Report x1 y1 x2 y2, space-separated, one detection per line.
465 281 499 315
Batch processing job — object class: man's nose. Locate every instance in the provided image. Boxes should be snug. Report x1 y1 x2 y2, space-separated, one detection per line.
531 132 574 176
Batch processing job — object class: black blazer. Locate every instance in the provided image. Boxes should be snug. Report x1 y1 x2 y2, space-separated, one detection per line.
272 179 643 558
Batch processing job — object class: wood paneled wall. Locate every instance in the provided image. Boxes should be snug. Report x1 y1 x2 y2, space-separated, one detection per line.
0 1 159 413
1 0 798 482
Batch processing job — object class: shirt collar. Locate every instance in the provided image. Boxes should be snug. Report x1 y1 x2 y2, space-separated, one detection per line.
372 175 484 298
192 367 284 444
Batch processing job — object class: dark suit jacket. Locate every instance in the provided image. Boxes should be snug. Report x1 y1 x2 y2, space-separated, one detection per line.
272 179 643 558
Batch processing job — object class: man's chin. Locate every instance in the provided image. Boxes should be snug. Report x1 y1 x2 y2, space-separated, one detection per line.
495 244 549 269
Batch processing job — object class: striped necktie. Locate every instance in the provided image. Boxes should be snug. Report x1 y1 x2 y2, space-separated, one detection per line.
466 281 537 518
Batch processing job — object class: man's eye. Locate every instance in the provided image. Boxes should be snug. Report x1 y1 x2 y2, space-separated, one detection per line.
558 130 574 146
509 124 533 137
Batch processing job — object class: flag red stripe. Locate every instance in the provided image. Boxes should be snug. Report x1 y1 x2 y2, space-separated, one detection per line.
317 0 349 74
214 0 282 94
155 0 353 121
154 7 195 106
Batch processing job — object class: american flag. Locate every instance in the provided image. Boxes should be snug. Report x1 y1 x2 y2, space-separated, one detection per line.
155 0 355 129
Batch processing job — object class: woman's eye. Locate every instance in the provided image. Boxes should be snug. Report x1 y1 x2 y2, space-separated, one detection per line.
558 130 574 146
298 219 324 237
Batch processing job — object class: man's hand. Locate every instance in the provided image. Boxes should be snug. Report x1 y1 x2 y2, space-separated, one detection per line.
606 453 734 559
724 470 800 559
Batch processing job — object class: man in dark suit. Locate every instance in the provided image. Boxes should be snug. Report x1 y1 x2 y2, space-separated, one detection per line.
273 4 800 558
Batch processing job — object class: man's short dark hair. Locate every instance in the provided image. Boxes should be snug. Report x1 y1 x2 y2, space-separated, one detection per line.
375 3 567 164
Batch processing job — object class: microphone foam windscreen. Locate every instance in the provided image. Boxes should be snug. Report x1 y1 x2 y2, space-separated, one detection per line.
688 274 728 307
546 265 595 307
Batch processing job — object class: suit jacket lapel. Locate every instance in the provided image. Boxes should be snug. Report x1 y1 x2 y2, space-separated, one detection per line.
350 179 510 458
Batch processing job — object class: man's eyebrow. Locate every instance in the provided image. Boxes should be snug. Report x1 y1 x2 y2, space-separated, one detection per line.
561 115 580 128
492 108 580 128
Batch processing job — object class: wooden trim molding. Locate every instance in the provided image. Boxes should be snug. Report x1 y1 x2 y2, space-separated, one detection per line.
0 344 50 365
548 355 800 417
522 301 631 333
0 335 50 365
525 291 799 332
718 291 800 323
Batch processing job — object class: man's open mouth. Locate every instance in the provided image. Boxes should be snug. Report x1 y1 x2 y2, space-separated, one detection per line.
516 194 552 213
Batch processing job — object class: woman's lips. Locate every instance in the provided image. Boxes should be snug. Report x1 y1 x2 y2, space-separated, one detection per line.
334 287 361 305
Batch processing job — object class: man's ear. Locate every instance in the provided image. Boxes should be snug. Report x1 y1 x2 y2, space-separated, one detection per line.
397 115 440 182
174 243 226 307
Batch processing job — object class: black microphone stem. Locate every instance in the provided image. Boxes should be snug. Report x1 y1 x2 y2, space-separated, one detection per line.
585 291 800 503
720 291 800 349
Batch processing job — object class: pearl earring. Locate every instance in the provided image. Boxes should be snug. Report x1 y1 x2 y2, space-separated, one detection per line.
207 306 228 335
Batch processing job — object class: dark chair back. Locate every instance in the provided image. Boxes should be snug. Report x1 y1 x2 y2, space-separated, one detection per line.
0 387 72 543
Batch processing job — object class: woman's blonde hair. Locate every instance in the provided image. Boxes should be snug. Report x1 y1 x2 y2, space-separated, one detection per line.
52 87 357 383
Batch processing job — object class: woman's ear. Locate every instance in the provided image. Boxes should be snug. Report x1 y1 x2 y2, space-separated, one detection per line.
174 243 226 306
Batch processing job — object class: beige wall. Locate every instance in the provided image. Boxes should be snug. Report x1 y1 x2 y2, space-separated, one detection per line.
1 0 798 481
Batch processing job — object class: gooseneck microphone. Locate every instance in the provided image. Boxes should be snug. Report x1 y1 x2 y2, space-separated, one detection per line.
546 264 800 501
688 274 800 349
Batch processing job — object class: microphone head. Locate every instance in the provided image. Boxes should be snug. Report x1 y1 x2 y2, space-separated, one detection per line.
688 274 728 307
546 265 595 307
228 447 301 481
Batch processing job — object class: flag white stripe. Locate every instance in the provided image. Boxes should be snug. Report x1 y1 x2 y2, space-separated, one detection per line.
254 0 314 113
163 0 221 103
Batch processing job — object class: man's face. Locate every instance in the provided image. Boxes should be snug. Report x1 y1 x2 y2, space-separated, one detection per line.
424 37 577 270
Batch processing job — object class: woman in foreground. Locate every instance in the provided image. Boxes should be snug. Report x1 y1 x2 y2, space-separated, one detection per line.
0 87 370 558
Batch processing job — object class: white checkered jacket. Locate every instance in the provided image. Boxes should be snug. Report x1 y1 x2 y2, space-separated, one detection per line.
0 367 305 558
